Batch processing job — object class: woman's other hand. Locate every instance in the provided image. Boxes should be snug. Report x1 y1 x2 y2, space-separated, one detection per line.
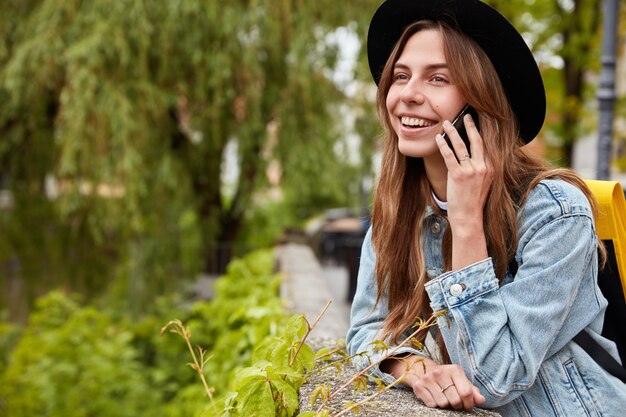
382 355 486 411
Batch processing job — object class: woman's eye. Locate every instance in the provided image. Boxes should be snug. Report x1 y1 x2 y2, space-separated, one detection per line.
393 73 409 81
431 75 448 84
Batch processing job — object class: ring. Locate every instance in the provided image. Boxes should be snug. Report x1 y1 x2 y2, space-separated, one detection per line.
440 383 455 392
459 154 470 162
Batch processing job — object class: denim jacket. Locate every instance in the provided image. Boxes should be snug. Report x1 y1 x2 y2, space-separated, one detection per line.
347 179 626 416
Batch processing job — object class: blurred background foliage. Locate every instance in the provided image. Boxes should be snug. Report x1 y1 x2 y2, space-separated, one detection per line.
0 0 624 354
0 250 289 417
0 0 624 318
1 0 626 416
0 0 381 319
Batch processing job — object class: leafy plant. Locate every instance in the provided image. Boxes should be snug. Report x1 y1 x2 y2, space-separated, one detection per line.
165 287 445 417
0 291 162 417
0 247 445 417
163 304 328 417
0 318 20 376
0 249 284 417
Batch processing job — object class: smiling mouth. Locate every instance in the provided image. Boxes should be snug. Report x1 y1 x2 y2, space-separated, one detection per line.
401 116 437 127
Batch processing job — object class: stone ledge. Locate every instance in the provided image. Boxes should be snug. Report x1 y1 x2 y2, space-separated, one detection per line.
300 338 501 417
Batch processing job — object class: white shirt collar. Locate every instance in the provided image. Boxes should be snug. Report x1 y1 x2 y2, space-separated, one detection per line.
432 192 448 211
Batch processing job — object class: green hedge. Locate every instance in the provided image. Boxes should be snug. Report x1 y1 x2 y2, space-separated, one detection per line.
0 249 294 417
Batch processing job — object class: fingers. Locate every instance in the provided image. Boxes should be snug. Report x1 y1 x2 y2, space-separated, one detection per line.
448 372 481 411
435 133 459 169
473 386 486 405
411 364 483 412
442 118 470 159
462 113 485 162
437 113 483 165
436 114 492 186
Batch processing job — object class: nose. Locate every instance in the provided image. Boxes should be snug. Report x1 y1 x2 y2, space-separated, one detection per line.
400 79 426 104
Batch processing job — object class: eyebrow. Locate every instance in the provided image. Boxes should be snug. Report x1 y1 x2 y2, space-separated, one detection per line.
393 62 449 71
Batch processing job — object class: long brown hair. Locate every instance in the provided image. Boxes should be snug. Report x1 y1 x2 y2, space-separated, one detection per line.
371 21 604 361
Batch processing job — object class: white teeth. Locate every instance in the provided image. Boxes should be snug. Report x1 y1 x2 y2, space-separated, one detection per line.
401 116 434 127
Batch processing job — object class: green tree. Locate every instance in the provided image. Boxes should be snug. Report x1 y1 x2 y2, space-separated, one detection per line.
2 0 616 316
0 0 379 314
488 0 605 165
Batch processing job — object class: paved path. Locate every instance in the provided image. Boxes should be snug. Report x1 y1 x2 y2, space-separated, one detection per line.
320 263 352 336
277 244 350 339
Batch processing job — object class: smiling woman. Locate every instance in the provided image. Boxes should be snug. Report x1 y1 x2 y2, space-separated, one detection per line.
346 0 626 416
385 26 465 166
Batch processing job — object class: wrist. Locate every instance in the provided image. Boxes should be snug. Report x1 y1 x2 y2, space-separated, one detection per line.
451 224 488 270
450 218 485 240
381 355 434 380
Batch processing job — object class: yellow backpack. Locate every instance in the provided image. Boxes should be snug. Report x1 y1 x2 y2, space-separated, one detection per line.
581 180 626 380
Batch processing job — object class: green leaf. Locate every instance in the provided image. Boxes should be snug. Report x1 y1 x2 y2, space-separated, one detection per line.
285 314 308 340
269 340 291 368
343 401 361 414
270 378 299 416
409 337 424 350
412 317 425 328
314 347 331 361
368 339 389 352
308 384 330 408
271 366 303 380
232 366 266 391
293 342 316 372
373 377 386 390
238 378 275 417
353 375 368 392
223 391 239 408
252 337 276 363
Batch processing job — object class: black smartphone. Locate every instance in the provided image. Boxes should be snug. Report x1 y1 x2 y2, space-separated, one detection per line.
441 104 479 157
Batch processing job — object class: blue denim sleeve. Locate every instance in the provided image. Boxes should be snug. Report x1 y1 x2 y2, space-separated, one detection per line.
347 227 430 386
424 181 601 407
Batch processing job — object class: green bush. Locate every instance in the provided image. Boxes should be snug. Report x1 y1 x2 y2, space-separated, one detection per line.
0 291 162 417
160 249 289 415
0 318 20 376
189 250 285 389
0 249 290 417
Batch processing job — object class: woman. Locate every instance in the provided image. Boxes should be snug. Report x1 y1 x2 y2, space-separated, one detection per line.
346 0 626 415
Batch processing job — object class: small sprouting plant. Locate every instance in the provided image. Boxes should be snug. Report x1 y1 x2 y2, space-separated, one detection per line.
160 319 218 413
163 302 332 416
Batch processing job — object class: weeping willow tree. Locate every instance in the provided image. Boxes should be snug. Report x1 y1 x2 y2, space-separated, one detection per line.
0 0 380 317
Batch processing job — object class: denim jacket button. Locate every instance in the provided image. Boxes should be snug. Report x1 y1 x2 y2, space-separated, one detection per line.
431 222 441 234
450 283 464 297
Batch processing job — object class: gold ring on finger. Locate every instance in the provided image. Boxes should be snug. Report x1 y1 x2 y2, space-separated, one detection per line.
440 383 455 392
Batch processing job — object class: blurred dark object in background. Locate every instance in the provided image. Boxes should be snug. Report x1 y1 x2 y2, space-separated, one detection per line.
308 208 369 301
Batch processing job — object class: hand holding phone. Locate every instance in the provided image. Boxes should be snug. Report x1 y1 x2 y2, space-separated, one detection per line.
441 104 479 158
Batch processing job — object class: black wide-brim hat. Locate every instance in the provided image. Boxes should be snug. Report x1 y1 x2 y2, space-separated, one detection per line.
368 0 546 143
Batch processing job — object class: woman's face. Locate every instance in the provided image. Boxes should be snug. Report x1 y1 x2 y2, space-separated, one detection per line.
386 29 466 160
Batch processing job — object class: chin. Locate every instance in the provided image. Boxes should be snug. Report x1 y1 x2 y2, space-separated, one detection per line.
397 141 436 158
